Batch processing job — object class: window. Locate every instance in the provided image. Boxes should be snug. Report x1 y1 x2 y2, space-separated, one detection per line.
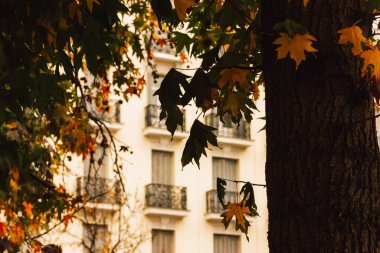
152 229 174 253
214 234 239 253
83 224 108 253
212 158 238 191
152 150 174 185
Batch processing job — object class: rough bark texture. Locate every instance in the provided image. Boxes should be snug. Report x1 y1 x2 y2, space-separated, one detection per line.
262 1 380 252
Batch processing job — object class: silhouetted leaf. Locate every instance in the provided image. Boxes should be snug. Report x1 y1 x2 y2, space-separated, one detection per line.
182 69 218 108
217 177 226 208
154 69 189 136
200 47 220 69
240 182 257 212
181 120 219 168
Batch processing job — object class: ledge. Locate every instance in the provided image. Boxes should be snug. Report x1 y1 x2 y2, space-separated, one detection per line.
217 136 253 148
144 207 189 219
84 202 120 212
153 52 181 63
143 127 188 141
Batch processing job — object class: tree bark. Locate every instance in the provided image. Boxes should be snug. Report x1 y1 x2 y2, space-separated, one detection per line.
262 1 380 252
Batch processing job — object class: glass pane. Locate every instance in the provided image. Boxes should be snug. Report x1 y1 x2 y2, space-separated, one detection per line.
152 150 174 185
212 158 238 191
214 234 239 253
152 230 174 253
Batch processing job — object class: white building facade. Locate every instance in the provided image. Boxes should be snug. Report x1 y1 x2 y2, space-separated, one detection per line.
53 45 269 253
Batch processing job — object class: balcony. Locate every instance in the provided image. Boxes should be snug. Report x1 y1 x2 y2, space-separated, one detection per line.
77 177 121 209
205 113 253 148
205 190 238 221
143 104 188 140
144 183 188 219
151 30 176 55
89 100 122 131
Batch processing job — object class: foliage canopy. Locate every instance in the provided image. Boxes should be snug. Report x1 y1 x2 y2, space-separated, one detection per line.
1 0 380 251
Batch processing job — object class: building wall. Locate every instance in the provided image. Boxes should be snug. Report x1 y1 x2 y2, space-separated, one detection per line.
52 51 269 253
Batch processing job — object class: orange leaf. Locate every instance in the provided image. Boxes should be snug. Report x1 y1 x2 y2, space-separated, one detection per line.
174 0 197 21
22 201 34 218
303 0 309 7
62 214 74 228
337 25 366 56
9 225 24 244
273 32 318 69
179 52 187 63
360 47 380 80
0 222 6 238
221 202 251 233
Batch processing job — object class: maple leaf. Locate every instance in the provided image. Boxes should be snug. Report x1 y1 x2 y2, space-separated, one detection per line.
273 32 318 69
23 201 34 218
0 222 6 238
9 179 20 192
179 52 187 63
218 68 251 91
303 0 309 7
337 25 366 56
360 47 380 80
221 202 251 238
220 90 255 124
62 214 74 228
174 0 197 21
9 225 24 244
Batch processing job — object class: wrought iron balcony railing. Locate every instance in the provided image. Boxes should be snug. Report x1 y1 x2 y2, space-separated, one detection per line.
206 190 238 213
77 177 121 205
145 104 186 131
205 113 250 140
145 183 187 210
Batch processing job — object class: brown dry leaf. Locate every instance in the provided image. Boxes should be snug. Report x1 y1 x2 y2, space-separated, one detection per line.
337 25 366 56
252 82 260 101
360 47 380 80
221 202 251 231
218 68 251 90
221 91 240 120
174 0 197 21
273 32 318 69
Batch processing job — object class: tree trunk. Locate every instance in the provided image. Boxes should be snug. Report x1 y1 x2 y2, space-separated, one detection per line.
262 1 380 252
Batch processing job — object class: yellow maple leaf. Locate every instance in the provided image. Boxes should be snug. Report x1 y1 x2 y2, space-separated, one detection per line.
218 68 251 91
174 0 197 21
221 202 251 231
22 201 34 218
10 179 20 192
273 32 318 69
360 47 380 80
337 25 366 56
